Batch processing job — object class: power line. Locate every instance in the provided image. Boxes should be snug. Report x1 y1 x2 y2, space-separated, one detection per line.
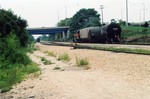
57 11 60 23
142 3 147 22
100 5 104 24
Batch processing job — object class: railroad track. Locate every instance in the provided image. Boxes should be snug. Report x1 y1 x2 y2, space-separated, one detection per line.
41 41 150 50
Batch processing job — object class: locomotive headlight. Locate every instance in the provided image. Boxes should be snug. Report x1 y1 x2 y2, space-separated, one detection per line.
113 28 118 31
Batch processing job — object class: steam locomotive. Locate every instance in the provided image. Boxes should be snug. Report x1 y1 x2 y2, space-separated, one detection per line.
73 23 121 43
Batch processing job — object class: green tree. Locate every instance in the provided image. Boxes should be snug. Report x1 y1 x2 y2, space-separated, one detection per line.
118 19 126 25
41 35 48 41
70 8 100 36
48 34 55 41
0 9 28 47
29 35 35 42
0 9 31 68
144 21 149 27
57 18 72 27
111 19 117 23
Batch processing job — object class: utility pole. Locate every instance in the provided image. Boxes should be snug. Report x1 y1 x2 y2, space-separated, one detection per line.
121 9 123 20
57 11 60 23
126 0 128 27
142 3 147 22
139 9 142 27
100 5 104 24
65 6 67 27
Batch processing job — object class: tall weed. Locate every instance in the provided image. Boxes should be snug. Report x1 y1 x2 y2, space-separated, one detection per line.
58 53 70 62
44 51 56 57
76 57 90 70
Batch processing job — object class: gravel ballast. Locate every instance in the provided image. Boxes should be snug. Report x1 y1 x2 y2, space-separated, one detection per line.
1 43 150 99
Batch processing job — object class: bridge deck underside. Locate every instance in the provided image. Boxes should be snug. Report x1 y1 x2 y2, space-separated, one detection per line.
27 28 69 35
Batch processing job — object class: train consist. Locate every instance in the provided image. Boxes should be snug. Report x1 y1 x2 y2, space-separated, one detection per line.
73 23 121 43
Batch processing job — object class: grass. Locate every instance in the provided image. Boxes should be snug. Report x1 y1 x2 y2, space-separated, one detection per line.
121 26 150 43
43 60 52 65
58 53 70 62
27 43 39 53
44 51 49 53
92 46 150 55
29 70 42 79
40 57 52 65
61 69 65 71
76 57 90 70
0 62 40 93
44 51 56 57
53 67 61 70
47 52 56 57
41 57 46 61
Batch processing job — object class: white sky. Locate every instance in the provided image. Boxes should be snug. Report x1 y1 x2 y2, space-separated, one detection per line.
1 0 150 28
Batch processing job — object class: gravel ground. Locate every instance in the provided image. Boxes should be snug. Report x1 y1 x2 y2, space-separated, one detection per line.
1 43 150 99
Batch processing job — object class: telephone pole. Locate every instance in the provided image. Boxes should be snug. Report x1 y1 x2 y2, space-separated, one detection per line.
57 11 60 23
142 3 147 22
65 6 67 27
126 0 128 27
100 5 104 24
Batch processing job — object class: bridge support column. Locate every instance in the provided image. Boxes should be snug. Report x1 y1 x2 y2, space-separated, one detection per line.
63 31 68 41
60 33 63 41
67 30 69 38
62 30 69 41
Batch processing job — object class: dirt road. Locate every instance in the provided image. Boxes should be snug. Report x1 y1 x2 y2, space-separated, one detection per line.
1 43 150 99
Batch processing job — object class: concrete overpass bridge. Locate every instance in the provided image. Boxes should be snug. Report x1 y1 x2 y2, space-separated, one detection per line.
26 26 69 41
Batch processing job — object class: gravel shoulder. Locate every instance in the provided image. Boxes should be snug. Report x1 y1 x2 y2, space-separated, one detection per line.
1 43 150 99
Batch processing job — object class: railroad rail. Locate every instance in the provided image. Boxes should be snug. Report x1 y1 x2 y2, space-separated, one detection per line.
41 41 150 50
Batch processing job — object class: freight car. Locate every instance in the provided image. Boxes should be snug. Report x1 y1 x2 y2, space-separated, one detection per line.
73 23 121 43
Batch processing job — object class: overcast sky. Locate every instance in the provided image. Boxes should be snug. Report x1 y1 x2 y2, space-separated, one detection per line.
1 0 150 28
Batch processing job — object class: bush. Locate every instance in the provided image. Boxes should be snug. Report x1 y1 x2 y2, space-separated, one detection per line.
0 9 29 47
0 31 38 93
0 9 40 93
27 43 39 53
0 33 31 69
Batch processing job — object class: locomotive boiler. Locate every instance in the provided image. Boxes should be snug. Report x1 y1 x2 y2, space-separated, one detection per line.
73 23 121 43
